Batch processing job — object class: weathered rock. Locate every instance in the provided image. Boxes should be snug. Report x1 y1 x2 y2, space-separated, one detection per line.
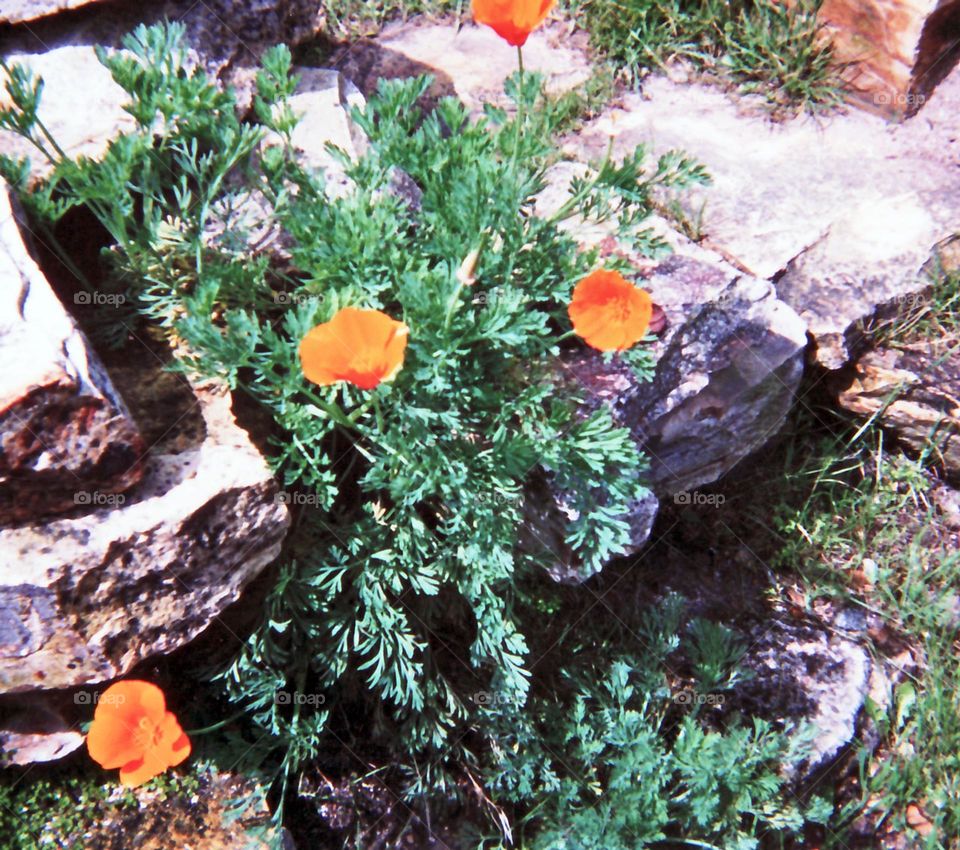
568 256 808 499
0 0 108 25
0 700 84 765
0 186 144 524
0 0 324 177
525 163 808 580
569 72 960 368
263 67 368 199
815 0 960 119
832 343 960 477
775 194 938 369
0 377 290 694
521 473 660 584
333 21 591 117
0 45 135 185
739 618 872 775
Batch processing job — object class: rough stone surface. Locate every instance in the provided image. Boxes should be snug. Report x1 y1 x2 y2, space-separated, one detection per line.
526 163 808 579
265 67 368 199
775 194 939 369
739 619 872 775
547 243 809 499
0 0 324 178
569 69 960 367
0 186 144 525
332 21 591 116
626 543 880 779
832 343 960 477
0 700 84 765
521 474 660 584
0 0 108 25
0 46 135 185
0 377 290 694
815 0 960 118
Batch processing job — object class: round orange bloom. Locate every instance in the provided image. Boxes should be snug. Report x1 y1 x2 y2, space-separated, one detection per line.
472 0 557 47
86 680 191 787
568 269 653 352
299 307 408 391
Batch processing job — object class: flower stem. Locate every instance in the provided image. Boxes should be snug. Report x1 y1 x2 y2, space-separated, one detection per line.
509 46 525 177
183 709 249 736
303 388 356 430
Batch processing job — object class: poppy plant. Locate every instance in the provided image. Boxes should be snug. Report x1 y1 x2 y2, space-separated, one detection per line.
299 307 408 391
86 680 191 787
472 0 557 47
568 269 653 352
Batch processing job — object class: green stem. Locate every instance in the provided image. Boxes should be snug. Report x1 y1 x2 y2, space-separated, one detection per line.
303 387 356 431
443 231 489 331
508 46 525 177
183 709 249 736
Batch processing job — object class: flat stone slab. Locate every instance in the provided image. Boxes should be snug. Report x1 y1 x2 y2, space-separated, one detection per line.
569 70 960 367
333 21 591 116
0 185 145 524
0 377 290 694
0 0 110 25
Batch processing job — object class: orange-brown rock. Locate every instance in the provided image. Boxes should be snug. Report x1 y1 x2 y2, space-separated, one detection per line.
816 0 960 118
833 343 960 476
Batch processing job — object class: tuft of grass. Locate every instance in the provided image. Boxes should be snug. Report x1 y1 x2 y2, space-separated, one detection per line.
569 0 843 113
763 254 960 845
317 0 460 36
773 423 960 845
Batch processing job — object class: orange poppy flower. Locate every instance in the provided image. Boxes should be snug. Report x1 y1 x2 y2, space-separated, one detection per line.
86 680 191 787
472 0 557 47
568 269 653 352
299 307 408 391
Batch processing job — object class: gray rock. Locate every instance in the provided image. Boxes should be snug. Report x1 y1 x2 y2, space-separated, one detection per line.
739 618 872 776
562 255 808 499
0 701 84 766
568 70 960 369
524 250 807 582
775 195 940 370
263 67 368 199
526 163 808 579
0 0 324 177
0 45 136 186
0 377 290 694
332 21 591 119
522 475 659 584
0 185 145 524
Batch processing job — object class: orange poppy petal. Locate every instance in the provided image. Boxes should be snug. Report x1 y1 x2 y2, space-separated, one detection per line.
86 680 168 769
299 308 408 390
299 324 346 386
118 754 165 788
568 270 652 351
115 713 191 787
87 718 145 770
472 0 556 45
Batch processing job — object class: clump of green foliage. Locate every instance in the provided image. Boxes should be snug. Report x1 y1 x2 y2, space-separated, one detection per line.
478 596 828 850
571 0 842 113
0 21 824 847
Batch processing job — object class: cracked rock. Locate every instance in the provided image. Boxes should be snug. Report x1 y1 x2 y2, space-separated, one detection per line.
0 184 144 525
